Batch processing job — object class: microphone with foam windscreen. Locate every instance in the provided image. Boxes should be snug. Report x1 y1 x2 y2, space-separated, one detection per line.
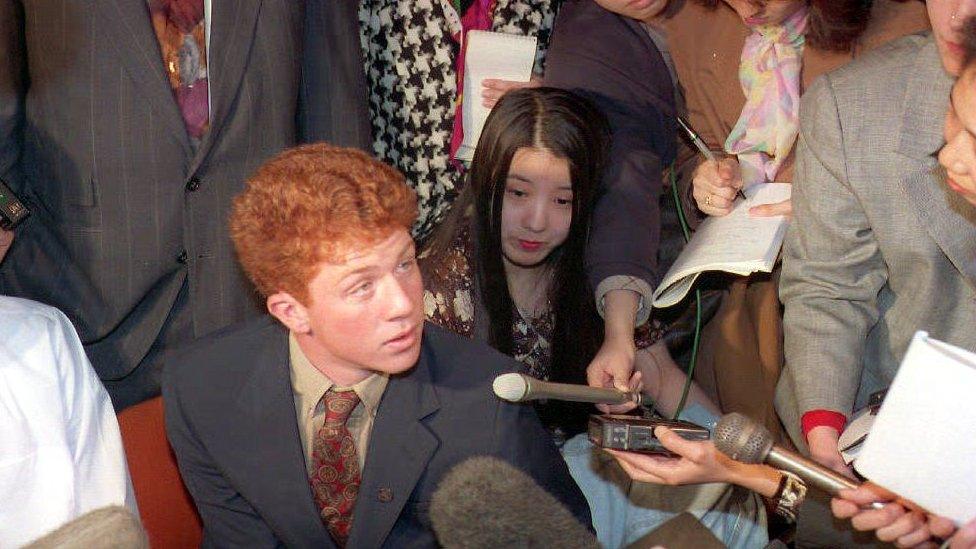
429 456 599 549
713 412 868 497
492 372 641 406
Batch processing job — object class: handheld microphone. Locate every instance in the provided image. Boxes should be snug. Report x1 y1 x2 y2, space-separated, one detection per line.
492 373 641 406
429 456 598 549
713 412 871 498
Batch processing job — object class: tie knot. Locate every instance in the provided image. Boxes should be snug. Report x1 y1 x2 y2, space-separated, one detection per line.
323 389 360 426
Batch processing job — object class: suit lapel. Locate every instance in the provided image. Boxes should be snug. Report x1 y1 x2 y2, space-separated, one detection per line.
900 166 976 290
347 343 441 548
894 37 976 290
233 326 333 547
187 0 264 176
97 0 193 155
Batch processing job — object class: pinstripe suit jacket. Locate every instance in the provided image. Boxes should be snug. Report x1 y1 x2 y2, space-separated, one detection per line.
0 0 371 384
776 33 976 448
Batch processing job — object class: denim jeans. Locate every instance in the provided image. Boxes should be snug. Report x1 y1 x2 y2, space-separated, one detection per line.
560 405 768 548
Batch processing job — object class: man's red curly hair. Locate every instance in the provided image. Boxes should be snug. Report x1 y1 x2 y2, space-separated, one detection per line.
230 143 417 304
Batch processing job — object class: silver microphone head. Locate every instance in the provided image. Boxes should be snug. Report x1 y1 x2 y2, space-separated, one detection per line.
713 412 774 464
493 373 530 402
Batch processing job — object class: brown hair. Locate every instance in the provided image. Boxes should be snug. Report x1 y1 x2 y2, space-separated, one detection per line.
689 0 916 52
229 143 417 303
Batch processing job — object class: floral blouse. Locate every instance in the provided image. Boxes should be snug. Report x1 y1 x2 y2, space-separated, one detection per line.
420 221 666 383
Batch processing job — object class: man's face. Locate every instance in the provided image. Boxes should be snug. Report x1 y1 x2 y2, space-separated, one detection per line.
273 229 425 385
929 0 976 76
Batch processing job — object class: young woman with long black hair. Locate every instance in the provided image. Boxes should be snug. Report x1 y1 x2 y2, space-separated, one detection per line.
419 87 767 548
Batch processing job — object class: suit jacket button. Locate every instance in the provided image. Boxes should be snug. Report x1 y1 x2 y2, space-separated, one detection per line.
377 488 393 503
185 177 201 192
176 249 188 264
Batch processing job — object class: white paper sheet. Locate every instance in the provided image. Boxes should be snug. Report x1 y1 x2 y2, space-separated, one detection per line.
455 31 537 162
855 331 976 524
652 182 792 308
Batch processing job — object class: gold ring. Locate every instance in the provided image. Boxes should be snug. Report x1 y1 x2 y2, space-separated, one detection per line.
705 193 712 207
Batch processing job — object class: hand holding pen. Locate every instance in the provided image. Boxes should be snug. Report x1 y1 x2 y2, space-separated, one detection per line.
676 116 746 217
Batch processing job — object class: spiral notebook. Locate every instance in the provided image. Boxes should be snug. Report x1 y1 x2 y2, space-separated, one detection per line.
652 182 792 308
455 31 537 162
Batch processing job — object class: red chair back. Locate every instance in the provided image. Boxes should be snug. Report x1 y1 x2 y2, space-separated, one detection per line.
117 396 203 548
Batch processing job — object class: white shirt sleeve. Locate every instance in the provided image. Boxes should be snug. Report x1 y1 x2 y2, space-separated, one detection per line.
0 297 136 546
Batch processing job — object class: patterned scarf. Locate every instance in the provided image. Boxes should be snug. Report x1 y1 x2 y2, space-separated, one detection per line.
724 6 808 185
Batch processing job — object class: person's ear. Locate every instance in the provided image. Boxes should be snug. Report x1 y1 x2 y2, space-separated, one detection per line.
267 292 311 334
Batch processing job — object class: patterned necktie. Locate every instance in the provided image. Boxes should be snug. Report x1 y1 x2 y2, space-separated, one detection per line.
309 389 362 546
147 0 210 144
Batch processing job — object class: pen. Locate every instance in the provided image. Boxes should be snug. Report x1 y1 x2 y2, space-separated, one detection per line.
676 116 747 201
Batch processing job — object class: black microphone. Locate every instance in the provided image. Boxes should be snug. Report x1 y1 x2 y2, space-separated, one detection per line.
713 412 865 496
492 373 641 406
429 456 598 549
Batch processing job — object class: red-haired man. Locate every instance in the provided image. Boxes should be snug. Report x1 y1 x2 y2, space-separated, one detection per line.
163 144 590 547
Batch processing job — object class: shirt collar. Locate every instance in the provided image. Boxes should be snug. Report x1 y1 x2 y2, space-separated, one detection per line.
289 333 388 418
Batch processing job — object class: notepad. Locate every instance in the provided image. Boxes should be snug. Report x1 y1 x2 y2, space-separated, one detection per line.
455 31 537 162
652 182 792 308
855 332 976 525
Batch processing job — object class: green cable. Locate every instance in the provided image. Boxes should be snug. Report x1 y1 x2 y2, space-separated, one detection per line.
668 164 702 420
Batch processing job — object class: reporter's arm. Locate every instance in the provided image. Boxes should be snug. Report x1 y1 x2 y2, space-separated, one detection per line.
545 0 673 329
635 342 720 420
779 75 888 461
607 427 780 497
588 289 640 413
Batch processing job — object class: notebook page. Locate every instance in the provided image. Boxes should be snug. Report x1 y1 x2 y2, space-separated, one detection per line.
456 31 537 162
652 182 792 308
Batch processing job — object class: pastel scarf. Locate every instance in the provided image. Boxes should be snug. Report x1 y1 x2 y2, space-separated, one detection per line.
725 6 808 185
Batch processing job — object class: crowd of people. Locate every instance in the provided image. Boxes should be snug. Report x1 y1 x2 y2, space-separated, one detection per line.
2 0 976 547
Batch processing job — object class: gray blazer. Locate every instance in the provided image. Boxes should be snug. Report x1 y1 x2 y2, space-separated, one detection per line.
776 33 976 447
0 1 371 382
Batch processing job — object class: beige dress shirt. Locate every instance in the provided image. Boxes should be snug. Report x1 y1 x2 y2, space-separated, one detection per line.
289 334 389 473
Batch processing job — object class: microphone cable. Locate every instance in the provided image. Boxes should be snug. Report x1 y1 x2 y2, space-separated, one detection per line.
668 161 702 420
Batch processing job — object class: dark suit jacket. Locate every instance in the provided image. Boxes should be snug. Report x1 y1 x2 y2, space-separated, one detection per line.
163 318 592 548
545 0 677 292
0 1 371 386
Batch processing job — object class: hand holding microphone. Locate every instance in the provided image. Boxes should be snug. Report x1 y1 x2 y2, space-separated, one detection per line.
492 373 642 406
713 412 865 497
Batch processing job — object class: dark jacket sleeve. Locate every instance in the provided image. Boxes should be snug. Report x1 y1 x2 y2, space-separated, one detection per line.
545 0 677 293
490 398 594 531
163 364 283 549
298 0 373 150
0 0 25 193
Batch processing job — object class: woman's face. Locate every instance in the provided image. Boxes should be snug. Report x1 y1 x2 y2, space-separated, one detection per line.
593 0 669 22
499 147 574 268
939 64 976 206
928 0 976 76
722 0 805 27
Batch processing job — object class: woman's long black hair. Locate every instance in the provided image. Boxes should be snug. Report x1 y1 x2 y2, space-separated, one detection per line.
435 87 612 432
